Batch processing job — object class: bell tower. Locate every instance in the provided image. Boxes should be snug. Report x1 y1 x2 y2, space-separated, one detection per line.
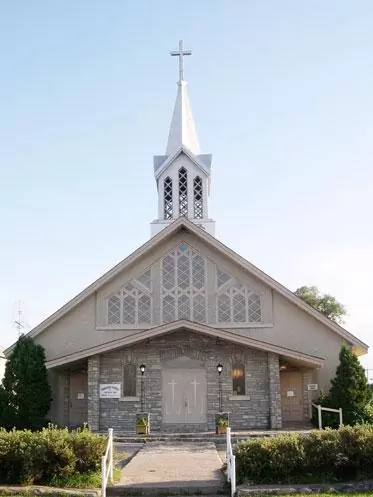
150 41 215 237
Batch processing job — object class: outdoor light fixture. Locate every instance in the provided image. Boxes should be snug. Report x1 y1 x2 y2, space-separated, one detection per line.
139 364 146 411
217 363 223 412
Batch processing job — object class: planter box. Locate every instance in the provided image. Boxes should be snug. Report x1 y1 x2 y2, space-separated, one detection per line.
136 424 149 435
215 412 230 435
217 425 227 435
136 412 150 435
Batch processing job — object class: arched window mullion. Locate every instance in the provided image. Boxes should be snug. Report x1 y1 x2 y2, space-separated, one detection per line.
164 176 173 219
193 176 203 219
178 167 188 216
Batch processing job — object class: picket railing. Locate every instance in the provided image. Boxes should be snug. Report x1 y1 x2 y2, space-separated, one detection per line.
312 403 343 429
101 428 114 497
226 427 236 497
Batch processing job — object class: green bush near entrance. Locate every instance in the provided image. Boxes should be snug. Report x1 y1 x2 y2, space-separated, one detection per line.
235 425 373 484
0 425 106 485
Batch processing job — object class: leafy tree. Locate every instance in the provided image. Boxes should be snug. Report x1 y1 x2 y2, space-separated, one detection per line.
0 335 52 430
313 345 372 428
294 285 346 324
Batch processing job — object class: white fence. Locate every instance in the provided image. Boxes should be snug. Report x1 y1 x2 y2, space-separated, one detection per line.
312 403 343 429
101 428 114 497
226 427 236 497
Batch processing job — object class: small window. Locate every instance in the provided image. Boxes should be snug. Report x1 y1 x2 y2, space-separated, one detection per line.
123 364 137 397
232 363 245 395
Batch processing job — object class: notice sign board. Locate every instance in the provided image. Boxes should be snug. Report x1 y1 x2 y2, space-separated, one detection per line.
307 383 319 391
99 383 121 399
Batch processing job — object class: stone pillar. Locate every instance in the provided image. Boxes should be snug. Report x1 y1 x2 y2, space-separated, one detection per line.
62 371 70 427
302 370 313 421
88 355 100 431
268 353 282 429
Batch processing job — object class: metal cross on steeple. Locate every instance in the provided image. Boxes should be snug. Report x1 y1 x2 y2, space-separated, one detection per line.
170 40 192 83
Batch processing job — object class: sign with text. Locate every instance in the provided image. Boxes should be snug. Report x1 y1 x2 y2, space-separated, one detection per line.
307 383 319 391
99 383 121 399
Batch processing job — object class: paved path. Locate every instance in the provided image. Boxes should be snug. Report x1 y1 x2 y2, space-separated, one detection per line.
117 442 225 488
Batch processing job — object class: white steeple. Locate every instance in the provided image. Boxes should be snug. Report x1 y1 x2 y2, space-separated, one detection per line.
166 40 200 155
150 40 215 238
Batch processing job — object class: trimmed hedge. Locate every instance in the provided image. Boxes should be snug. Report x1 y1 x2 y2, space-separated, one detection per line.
235 425 373 484
0 426 107 485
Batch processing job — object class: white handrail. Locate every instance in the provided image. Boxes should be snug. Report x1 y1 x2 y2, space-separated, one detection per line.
102 428 114 497
312 403 343 429
226 427 236 497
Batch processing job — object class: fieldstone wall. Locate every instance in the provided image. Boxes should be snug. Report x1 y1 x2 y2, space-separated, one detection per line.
268 353 282 429
94 331 277 432
87 355 100 431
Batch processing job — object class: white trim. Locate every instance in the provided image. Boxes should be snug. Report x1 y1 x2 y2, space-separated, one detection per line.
5 217 367 356
229 395 251 401
119 397 139 402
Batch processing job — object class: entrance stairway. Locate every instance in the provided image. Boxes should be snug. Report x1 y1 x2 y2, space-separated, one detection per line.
111 427 312 445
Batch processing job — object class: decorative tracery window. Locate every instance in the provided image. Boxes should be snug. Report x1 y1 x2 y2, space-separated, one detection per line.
106 270 152 326
178 167 188 216
193 176 203 219
164 176 173 220
232 362 246 395
216 268 262 324
161 243 206 323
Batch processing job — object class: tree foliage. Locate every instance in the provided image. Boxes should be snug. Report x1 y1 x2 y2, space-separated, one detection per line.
294 285 346 324
0 335 52 430
313 345 373 427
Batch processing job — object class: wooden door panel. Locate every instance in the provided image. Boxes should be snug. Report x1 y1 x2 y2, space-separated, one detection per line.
280 371 303 422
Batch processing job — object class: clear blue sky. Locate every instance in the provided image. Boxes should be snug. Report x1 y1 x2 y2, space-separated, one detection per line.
1 1 372 374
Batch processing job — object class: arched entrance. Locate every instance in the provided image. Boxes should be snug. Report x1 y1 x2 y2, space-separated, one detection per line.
162 356 207 427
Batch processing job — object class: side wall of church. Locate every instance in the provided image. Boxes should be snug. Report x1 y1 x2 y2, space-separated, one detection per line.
94 332 275 432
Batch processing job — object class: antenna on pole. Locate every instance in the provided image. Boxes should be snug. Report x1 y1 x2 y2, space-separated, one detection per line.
14 300 25 338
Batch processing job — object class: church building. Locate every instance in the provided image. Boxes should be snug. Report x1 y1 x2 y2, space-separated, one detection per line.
6 42 368 432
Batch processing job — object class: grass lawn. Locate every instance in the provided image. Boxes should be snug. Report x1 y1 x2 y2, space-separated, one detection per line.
251 494 373 497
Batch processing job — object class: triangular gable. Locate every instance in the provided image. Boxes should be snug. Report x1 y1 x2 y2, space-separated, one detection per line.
45 320 325 369
154 146 210 180
98 239 265 329
5 216 368 356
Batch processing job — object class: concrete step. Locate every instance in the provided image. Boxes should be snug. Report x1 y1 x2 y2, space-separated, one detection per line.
107 485 228 496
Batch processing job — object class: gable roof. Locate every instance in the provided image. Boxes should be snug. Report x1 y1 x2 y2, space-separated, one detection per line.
154 146 210 180
45 320 324 369
4 217 368 356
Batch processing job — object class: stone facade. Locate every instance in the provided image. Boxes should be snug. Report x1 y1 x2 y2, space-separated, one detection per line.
85 330 283 432
87 355 100 431
268 353 282 429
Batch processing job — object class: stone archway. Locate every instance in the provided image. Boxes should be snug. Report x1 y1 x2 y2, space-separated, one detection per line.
162 356 207 427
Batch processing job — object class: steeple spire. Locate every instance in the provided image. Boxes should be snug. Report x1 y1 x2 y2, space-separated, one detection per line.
151 40 215 238
166 40 200 156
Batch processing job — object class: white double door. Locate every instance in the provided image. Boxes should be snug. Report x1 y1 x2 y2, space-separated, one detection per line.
162 369 207 424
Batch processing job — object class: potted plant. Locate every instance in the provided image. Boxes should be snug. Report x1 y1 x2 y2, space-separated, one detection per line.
215 412 229 434
136 413 150 435
216 416 229 435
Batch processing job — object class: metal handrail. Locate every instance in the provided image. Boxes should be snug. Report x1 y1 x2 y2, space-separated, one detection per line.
226 427 236 497
101 428 114 497
312 403 343 429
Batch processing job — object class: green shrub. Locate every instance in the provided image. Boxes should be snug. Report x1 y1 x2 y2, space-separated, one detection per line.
0 425 107 485
70 426 107 473
235 433 303 483
235 425 373 484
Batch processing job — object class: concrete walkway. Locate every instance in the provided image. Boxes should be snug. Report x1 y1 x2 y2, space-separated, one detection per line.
117 442 225 489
